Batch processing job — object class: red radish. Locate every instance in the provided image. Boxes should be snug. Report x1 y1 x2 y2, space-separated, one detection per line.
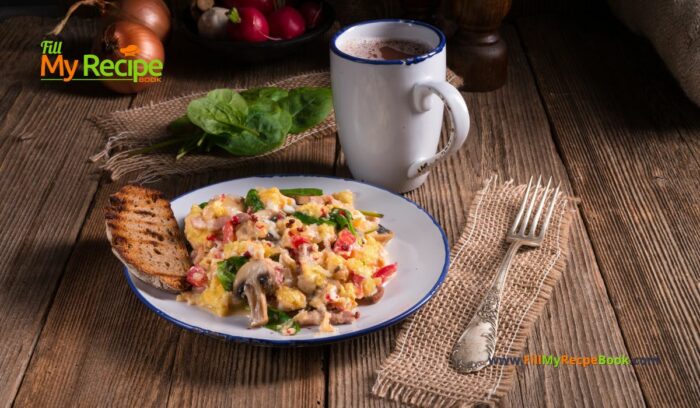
298 1 323 29
227 6 270 42
267 6 306 40
223 0 274 15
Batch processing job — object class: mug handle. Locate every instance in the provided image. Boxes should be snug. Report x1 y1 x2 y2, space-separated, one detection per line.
407 81 470 179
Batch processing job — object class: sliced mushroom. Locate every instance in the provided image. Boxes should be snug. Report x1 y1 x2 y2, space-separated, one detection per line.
330 310 359 325
232 259 283 327
359 285 384 305
294 196 311 205
374 224 394 244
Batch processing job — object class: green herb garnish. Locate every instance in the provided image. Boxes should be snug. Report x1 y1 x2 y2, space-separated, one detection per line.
199 202 208 209
292 211 325 225
245 189 265 212
280 188 323 197
216 256 248 291
359 210 383 218
265 307 301 335
293 208 357 235
329 208 357 236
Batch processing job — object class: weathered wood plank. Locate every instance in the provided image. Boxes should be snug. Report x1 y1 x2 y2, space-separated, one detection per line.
328 25 645 407
517 15 700 406
0 17 133 406
15 28 332 407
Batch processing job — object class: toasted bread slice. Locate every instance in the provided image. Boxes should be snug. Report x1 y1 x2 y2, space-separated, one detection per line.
105 185 191 293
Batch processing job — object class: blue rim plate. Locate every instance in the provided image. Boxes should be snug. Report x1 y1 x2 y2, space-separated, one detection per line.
124 175 449 346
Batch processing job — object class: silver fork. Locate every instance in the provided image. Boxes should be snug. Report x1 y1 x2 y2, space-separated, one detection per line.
450 176 561 374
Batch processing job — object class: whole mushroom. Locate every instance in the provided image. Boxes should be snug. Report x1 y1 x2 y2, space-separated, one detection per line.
197 7 230 40
232 258 283 327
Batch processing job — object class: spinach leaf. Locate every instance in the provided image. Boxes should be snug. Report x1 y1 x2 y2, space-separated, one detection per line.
245 189 265 212
169 115 201 136
187 89 255 136
216 255 248 291
240 87 288 103
280 188 323 196
280 87 333 134
161 86 332 160
292 211 324 225
214 99 292 156
265 307 300 335
329 208 357 236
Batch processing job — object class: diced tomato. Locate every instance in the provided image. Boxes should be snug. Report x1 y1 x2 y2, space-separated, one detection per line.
291 234 309 249
206 233 218 241
372 263 398 283
350 272 364 285
333 229 356 253
349 272 364 297
186 265 208 287
222 221 235 242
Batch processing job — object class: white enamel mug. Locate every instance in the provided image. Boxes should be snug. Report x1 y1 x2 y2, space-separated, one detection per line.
330 19 470 193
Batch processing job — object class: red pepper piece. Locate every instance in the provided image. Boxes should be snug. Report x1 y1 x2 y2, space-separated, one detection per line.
372 263 398 283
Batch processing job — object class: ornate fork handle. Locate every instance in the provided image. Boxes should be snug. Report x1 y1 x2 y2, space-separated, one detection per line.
450 241 522 373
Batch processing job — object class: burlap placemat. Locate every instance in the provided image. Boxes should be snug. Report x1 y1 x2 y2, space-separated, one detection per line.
373 177 575 407
90 70 464 182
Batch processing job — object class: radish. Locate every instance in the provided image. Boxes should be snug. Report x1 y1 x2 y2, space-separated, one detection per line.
227 6 270 42
223 0 274 15
298 1 323 29
268 6 306 40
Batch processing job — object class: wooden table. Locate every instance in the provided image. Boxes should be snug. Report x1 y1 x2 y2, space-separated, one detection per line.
1 14 698 407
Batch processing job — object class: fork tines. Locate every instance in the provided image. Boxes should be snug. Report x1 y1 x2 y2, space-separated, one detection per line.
509 175 561 241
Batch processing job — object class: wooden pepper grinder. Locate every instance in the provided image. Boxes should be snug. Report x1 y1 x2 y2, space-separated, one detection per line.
447 0 512 91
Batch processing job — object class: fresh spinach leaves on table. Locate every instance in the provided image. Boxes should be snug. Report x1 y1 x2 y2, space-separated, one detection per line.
140 86 332 159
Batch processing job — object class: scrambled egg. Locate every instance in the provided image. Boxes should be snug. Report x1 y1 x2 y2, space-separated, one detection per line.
178 187 395 334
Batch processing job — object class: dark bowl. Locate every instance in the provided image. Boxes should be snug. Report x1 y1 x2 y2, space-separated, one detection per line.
179 3 335 63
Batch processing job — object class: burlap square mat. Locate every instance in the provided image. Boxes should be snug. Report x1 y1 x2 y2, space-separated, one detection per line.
373 177 574 407
90 70 463 183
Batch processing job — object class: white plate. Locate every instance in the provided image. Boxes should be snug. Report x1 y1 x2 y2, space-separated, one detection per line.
124 175 449 345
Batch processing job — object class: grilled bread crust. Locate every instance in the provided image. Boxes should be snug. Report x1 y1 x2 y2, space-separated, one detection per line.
105 185 191 292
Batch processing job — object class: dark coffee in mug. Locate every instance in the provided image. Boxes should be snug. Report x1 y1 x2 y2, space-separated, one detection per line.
340 38 432 60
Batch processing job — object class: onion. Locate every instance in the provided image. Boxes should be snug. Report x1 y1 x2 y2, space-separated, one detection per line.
48 0 171 42
94 20 165 94
105 0 171 42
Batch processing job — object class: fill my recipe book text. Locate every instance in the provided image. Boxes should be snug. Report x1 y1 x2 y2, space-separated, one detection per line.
40 40 162 83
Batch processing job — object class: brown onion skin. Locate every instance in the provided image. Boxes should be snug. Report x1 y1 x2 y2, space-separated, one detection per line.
96 20 165 94
104 0 171 42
